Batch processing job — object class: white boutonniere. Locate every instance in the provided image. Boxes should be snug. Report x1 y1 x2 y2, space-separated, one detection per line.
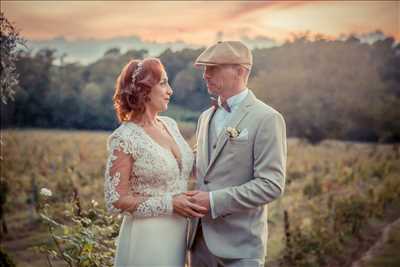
192 142 198 154
226 127 241 139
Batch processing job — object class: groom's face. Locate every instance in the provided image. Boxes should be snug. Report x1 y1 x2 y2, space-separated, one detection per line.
203 65 238 96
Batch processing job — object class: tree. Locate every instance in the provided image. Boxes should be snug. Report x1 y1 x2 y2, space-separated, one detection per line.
0 12 25 104
12 49 56 127
0 14 25 265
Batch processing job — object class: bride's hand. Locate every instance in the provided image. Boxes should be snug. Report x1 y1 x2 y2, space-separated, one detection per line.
184 191 200 197
172 193 207 218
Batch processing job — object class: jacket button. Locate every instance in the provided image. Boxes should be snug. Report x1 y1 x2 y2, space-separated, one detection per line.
204 180 209 184
213 144 216 149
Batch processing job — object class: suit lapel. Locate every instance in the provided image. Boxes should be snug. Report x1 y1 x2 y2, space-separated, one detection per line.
200 107 216 173
205 91 256 176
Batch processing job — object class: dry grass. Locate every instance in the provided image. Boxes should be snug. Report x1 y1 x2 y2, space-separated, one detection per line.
1 129 399 266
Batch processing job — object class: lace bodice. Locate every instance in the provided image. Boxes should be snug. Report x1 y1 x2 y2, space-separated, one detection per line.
104 116 194 217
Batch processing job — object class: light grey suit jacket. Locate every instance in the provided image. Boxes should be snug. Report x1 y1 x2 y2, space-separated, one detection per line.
188 90 287 259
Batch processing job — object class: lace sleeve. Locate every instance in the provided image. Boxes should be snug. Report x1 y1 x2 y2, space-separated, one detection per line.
104 134 173 217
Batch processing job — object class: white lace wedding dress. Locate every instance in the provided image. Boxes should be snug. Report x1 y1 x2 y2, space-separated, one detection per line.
104 116 194 267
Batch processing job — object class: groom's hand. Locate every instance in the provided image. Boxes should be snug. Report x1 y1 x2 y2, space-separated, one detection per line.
185 191 210 212
172 194 208 218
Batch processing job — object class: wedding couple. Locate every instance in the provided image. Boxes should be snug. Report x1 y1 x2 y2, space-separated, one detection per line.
104 41 287 267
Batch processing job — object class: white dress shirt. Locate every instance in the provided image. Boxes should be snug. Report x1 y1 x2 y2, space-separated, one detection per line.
209 89 249 219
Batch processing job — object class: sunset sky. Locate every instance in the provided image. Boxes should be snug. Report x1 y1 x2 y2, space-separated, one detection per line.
3 1 399 45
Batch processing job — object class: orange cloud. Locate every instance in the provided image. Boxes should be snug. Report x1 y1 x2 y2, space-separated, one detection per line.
3 1 398 44
226 0 315 19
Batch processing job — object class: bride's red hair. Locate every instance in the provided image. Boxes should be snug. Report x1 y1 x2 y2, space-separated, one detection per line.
113 58 164 122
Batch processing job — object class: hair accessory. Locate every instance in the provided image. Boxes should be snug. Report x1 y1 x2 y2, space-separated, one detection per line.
132 61 144 86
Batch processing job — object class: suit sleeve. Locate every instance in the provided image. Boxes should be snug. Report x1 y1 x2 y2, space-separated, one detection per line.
211 112 287 217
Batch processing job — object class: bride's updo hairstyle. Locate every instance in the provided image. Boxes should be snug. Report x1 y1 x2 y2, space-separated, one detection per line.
113 58 165 122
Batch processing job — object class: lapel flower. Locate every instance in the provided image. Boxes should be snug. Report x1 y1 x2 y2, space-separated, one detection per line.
226 127 241 139
192 142 198 154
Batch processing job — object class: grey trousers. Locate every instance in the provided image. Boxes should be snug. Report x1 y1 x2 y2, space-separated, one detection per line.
189 224 265 267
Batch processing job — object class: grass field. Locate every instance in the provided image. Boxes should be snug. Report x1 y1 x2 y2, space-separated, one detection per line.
1 129 399 267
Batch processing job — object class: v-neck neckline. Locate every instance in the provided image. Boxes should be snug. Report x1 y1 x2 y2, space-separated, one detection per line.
126 117 183 174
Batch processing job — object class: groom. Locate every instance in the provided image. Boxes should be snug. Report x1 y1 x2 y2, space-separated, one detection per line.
186 41 287 267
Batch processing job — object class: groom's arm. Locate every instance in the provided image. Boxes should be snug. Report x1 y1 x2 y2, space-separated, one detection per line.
211 112 287 218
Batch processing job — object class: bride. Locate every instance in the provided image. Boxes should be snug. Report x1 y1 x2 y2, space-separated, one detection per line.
104 58 207 267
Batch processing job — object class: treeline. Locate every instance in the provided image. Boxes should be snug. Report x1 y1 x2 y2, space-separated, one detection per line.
1 35 399 143
250 36 400 143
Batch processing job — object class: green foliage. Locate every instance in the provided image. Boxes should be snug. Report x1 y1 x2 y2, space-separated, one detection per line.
0 12 26 104
159 48 210 110
37 199 119 267
250 36 400 143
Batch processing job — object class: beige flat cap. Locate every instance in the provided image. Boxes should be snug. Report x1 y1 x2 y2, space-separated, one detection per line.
194 41 252 69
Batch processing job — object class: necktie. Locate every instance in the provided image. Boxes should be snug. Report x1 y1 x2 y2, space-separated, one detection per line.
210 97 231 113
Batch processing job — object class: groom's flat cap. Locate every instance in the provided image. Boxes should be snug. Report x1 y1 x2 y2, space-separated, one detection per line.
194 41 252 69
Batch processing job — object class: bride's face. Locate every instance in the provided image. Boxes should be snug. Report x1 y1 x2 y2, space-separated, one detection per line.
147 70 173 113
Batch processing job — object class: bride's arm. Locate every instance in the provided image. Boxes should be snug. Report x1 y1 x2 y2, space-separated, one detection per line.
104 135 173 217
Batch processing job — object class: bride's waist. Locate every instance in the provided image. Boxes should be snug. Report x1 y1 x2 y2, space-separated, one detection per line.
123 213 188 224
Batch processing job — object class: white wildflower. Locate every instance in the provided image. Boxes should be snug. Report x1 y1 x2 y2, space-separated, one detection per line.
91 199 98 207
40 188 52 197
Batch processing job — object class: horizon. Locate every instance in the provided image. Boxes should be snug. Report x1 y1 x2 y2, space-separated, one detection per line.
19 29 396 65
